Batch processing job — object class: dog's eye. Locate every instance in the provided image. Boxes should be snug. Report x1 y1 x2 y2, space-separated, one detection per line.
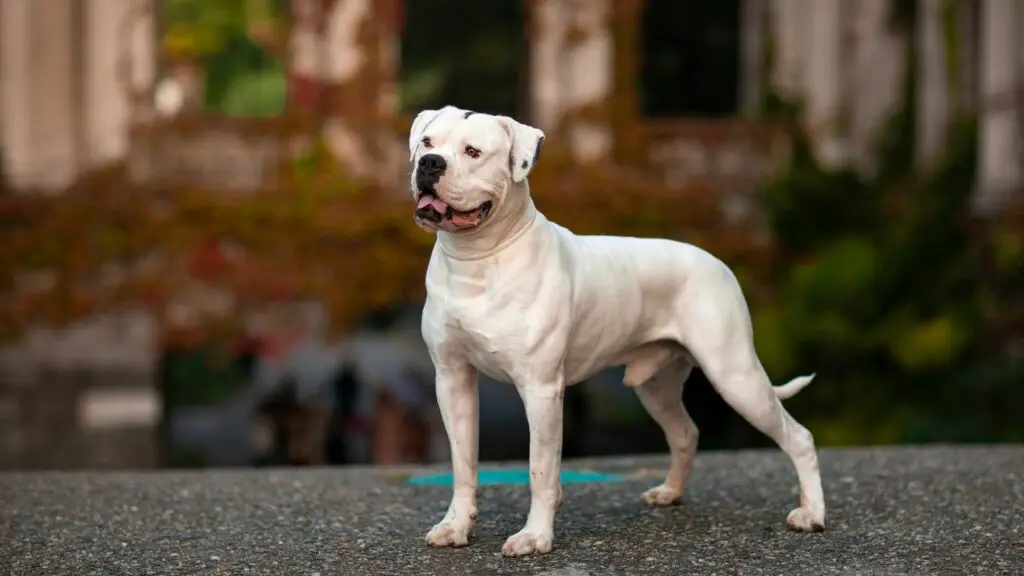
464 145 481 159
421 137 433 148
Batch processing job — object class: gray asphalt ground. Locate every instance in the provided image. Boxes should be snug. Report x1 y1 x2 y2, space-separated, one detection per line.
2 446 1022 575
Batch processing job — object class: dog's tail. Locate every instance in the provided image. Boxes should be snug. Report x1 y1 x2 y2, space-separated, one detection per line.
773 373 816 400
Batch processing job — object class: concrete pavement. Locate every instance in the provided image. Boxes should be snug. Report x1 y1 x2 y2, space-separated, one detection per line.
2 446 1022 575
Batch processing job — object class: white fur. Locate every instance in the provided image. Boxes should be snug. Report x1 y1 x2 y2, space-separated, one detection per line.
409 107 827 557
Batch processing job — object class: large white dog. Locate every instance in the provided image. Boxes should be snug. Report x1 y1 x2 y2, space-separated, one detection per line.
409 106 826 557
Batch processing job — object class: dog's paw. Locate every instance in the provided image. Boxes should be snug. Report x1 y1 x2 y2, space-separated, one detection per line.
641 484 683 507
786 507 825 533
425 521 473 548
500 529 554 557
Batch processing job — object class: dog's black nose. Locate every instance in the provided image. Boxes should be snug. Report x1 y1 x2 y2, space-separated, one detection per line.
417 153 447 178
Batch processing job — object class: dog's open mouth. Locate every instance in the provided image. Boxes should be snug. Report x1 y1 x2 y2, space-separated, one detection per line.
415 191 493 230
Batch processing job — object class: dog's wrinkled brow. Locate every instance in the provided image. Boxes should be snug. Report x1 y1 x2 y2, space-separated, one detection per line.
413 110 448 158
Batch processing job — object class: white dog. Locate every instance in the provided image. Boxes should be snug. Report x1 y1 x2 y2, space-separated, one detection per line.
409 106 826 557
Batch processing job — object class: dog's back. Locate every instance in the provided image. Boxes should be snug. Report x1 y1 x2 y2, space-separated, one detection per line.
546 222 726 383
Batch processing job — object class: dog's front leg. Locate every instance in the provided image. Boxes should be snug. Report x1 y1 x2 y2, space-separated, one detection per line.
502 380 564 557
425 363 479 548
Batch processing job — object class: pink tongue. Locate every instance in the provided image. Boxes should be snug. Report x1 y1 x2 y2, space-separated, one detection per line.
417 195 449 213
451 211 478 226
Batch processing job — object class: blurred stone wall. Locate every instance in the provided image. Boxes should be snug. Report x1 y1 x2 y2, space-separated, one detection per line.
0 310 160 470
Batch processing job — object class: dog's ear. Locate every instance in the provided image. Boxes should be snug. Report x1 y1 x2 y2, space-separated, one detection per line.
408 109 440 161
498 116 545 183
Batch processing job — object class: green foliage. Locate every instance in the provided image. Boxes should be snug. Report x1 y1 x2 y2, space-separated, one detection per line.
748 3 1024 444
755 97 1021 443
219 66 287 117
164 0 287 116
763 155 879 258
163 0 253 58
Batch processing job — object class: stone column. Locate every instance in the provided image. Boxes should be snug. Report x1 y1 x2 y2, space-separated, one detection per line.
288 0 380 178
0 0 32 190
528 0 569 134
29 1 76 190
803 0 847 166
769 0 811 100
739 0 767 116
527 0 614 164
849 0 908 175
0 0 75 192
1 0 153 192
975 0 1022 215
916 0 956 168
564 0 614 164
85 0 156 168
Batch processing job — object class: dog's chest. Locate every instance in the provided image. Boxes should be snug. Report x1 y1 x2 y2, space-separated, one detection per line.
438 299 524 383
432 286 540 381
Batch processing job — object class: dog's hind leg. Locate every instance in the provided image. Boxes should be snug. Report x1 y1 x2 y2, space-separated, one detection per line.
634 359 698 506
689 339 826 532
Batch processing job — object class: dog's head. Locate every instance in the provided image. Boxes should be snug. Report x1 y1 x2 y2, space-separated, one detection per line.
408 106 545 234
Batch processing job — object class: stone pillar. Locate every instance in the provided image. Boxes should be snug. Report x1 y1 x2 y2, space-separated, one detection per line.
975 0 1022 215
916 0 956 168
849 0 908 174
739 0 767 116
528 0 568 133
290 0 400 180
0 0 154 192
769 0 811 100
803 0 847 166
0 0 32 189
0 0 75 191
564 0 614 164
527 0 614 164
28 1 76 190
86 0 156 167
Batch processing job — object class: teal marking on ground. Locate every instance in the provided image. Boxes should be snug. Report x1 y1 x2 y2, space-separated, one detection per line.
407 469 623 486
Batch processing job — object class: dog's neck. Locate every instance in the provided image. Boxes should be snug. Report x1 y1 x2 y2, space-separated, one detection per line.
437 181 539 261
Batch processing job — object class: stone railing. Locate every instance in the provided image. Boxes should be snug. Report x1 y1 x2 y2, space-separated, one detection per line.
0 309 161 470
127 115 317 193
640 119 790 192
0 367 160 470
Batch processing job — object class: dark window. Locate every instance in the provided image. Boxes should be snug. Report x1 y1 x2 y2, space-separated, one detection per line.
640 0 741 117
400 0 526 118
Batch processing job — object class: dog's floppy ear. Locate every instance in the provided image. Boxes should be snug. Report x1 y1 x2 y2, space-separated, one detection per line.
408 109 440 161
498 116 545 183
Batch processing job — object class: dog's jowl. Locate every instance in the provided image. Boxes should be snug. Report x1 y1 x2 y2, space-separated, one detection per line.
408 106 826 557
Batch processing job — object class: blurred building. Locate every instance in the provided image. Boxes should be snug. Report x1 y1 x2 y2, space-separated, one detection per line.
0 0 155 191
1 0 1019 197
0 0 1020 469
525 0 1021 209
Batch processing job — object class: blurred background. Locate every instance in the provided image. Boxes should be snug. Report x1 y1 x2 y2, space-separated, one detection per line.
0 0 1021 471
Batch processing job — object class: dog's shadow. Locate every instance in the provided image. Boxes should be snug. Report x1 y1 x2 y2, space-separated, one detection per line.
469 482 716 544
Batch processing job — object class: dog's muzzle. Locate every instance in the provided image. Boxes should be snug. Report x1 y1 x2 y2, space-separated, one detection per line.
415 154 447 223
413 153 493 230
416 154 446 189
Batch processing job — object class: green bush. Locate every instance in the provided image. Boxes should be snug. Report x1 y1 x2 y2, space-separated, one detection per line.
757 109 1022 444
